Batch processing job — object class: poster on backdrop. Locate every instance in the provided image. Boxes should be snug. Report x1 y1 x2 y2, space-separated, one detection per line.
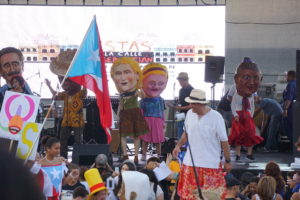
16 122 42 160
0 91 40 140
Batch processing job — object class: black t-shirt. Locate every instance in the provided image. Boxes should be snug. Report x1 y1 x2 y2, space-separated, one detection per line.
62 181 85 191
178 84 193 114
61 182 85 200
217 90 231 112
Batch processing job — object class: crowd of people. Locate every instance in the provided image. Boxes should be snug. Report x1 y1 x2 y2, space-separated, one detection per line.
0 45 297 200
3 142 300 200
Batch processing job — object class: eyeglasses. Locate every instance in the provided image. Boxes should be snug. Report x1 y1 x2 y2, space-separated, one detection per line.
241 75 262 82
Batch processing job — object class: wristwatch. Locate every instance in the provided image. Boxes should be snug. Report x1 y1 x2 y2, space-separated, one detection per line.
225 159 231 163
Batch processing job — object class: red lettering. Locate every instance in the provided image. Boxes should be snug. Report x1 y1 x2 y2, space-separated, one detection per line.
117 41 128 51
141 41 151 51
129 41 139 51
105 41 115 51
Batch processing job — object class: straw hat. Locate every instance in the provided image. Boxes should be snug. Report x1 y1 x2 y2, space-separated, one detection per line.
185 89 210 104
84 168 106 200
49 49 76 76
177 72 189 80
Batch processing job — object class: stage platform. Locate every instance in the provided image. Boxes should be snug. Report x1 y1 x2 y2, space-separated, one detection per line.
110 150 296 179
68 144 297 179
228 151 294 179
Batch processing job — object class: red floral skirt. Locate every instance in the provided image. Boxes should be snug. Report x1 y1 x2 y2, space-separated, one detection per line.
229 110 263 147
177 164 226 200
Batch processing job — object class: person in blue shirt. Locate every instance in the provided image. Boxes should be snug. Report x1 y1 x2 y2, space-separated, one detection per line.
254 97 283 152
282 70 297 142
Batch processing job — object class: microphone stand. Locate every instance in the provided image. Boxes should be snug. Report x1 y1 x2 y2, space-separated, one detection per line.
183 124 204 200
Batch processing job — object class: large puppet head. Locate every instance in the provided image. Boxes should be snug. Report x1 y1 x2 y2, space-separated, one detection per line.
0 47 24 83
110 57 142 94
234 57 262 97
142 63 168 98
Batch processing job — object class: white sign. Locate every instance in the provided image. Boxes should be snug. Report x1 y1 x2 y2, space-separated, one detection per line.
153 161 172 182
0 91 40 140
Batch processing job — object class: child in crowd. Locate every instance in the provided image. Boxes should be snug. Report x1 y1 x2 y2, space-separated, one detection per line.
61 163 85 199
72 186 88 200
241 176 259 199
264 161 285 197
38 136 68 200
253 176 282 200
225 176 241 200
84 168 108 200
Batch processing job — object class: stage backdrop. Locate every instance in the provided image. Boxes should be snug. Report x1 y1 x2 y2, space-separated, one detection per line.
225 0 300 89
0 6 225 100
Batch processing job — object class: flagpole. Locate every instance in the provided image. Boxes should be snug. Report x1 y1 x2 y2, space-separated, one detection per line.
24 16 97 164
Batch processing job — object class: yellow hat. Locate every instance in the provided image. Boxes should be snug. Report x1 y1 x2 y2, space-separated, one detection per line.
84 168 106 200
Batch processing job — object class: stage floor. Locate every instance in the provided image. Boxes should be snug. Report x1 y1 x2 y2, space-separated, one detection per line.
111 150 295 171
68 145 297 178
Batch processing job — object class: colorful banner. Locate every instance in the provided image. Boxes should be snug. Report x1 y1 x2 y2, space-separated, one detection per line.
0 91 40 140
16 122 42 160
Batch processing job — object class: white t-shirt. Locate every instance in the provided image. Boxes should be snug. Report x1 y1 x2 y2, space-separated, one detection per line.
183 109 228 169
231 93 254 117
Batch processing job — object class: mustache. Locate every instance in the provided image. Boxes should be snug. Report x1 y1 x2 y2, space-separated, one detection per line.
4 71 22 77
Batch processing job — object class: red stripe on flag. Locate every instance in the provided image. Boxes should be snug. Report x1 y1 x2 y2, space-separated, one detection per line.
69 75 112 143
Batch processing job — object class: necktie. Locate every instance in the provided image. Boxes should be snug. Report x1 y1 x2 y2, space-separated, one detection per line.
242 97 250 111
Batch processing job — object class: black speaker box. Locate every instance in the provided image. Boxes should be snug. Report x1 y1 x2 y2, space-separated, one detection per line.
72 144 110 166
205 56 225 83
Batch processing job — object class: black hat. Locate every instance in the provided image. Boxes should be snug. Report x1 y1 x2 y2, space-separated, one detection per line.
226 176 241 187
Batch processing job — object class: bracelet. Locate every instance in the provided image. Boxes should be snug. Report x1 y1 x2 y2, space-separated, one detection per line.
225 159 231 163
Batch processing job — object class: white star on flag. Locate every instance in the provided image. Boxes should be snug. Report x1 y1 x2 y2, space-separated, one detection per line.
50 168 60 180
88 48 100 62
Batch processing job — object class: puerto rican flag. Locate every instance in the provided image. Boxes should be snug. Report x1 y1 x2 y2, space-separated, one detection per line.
66 16 113 143
30 163 60 199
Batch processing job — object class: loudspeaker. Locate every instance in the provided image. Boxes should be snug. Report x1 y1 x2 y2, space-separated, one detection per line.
205 56 225 83
72 144 110 166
